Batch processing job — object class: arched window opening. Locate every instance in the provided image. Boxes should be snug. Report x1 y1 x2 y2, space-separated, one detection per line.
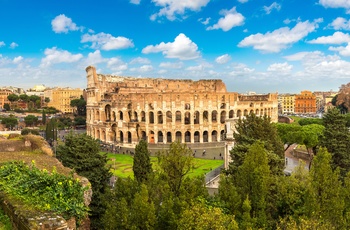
220 130 225 141
158 131 163 143
237 110 242 118
166 111 172 123
134 111 138 122
149 112 154 124
141 131 147 141
119 111 123 120
194 111 200 124
119 131 124 143
167 132 172 143
203 111 208 122
244 109 248 116
185 112 190 125
229 110 234 118
127 132 132 143
112 111 116 121
176 131 182 142
105 105 111 121
158 111 163 124
212 111 217 122
194 131 200 143
185 131 191 143
212 130 218 142
141 111 146 122
176 111 181 123
203 131 208 142
149 131 155 143
185 103 190 110
220 111 226 124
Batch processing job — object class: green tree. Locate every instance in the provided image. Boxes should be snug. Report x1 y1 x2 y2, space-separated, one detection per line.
157 141 194 197
56 133 111 230
300 124 324 154
24 115 38 127
236 141 271 228
44 97 50 103
42 110 46 124
1 116 18 129
19 94 29 103
70 95 86 116
7 93 19 102
320 108 350 177
21 128 40 135
298 118 323 126
308 147 344 228
228 113 284 176
133 139 153 183
275 123 303 150
45 118 57 142
3 103 10 111
73 116 86 126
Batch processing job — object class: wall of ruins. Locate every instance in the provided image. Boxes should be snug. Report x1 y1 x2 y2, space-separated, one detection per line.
85 66 278 146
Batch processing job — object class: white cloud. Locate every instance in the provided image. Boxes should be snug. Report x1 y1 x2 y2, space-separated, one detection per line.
142 33 200 60
228 63 255 76
13 56 23 64
40 47 83 67
158 69 167 74
107 57 128 72
237 0 248 3
81 32 134 51
130 0 141 4
267 62 293 73
329 42 350 56
238 19 321 53
198 17 211 25
330 17 350 30
207 7 244 31
0 41 5 47
130 65 153 72
319 0 350 10
151 0 210 21
186 65 205 71
10 42 18 49
215 54 231 64
263 2 281 15
159 62 183 68
85 50 105 65
51 14 81 33
284 52 311 61
130 57 151 64
308 31 350 44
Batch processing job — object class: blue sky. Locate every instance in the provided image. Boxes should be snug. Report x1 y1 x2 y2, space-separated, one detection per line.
1 0 350 93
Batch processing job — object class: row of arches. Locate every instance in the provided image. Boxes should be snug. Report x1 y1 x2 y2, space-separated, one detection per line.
92 128 226 144
90 106 275 124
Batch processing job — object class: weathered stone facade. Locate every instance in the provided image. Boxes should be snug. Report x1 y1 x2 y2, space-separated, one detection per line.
85 66 278 147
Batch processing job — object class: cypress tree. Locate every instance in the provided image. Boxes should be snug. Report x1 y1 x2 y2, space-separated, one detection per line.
133 139 153 183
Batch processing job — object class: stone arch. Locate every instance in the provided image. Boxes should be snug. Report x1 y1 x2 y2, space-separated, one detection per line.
203 131 208 142
220 130 225 141
112 111 116 121
237 110 242 118
101 130 106 142
119 131 124 143
194 111 200 124
141 131 146 140
185 131 191 143
203 111 208 122
149 131 155 143
264 108 267 116
134 111 138 121
229 110 234 118
260 109 264 116
250 110 254 115
96 129 100 140
255 109 259 115
157 111 163 124
141 111 146 122
244 109 248 116
149 111 154 124
119 111 123 120
212 130 218 142
166 132 172 143
194 131 200 143
176 111 181 123
127 131 132 143
105 104 111 121
220 111 226 124
158 131 164 143
184 112 190 125
111 124 117 142
166 111 172 123
176 131 182 142
212 110 217 122
96 110 100 121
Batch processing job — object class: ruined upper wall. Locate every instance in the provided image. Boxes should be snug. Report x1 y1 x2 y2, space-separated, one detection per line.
86 66 227 93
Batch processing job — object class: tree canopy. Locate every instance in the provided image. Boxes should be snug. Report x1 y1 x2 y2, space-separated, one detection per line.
133 139 153 183
70 96 86 116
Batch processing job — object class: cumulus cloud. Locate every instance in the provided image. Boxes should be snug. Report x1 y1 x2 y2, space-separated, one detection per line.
130 65 153 72
81 32 134 51
238 19 321 53
85 50 105 65
10 42 18 49
308 32 350 44
329 17 350 30
267 62 293 73
130 57 151 64
237 0 248 3
284 52 312 61
186 65 205 71
263 2 281 15
207 7 244 31
0 41 5 47
329 43 350 56
40 47 83 67
150 0 210 21
107 57 128 72
142 33 200 60
130 0 141 4
215 54 231 64
228 63 255 76
159 62 183 68
51 14 81 33
13 56 23 64
198 17 211 25
319 0 350 10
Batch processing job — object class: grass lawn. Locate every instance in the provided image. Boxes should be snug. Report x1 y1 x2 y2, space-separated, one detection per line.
105 153 224 179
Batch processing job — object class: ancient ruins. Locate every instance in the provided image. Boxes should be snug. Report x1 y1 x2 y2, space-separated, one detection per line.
85 66 278 149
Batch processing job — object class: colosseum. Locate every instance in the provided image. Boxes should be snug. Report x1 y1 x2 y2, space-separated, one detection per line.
85 66 278 155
